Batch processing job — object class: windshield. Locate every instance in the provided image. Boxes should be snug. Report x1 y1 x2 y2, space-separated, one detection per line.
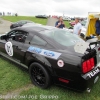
40 29 84 47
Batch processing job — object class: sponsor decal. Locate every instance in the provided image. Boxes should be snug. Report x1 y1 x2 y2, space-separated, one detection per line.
87 68 100 78
57 60 64 67
74 42 89 54
28 46 42 53
27 46 61 59
44 51 55 57
5 41 13 56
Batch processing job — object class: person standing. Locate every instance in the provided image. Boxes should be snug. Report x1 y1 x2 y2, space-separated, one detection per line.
73 18 82 35
55 16 65 29
95 18 100 35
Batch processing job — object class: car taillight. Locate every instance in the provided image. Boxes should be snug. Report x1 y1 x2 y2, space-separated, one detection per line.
90 58 94 67
82 58 94 73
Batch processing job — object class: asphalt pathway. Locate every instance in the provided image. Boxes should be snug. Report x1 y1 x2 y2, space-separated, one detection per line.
0 18 12 34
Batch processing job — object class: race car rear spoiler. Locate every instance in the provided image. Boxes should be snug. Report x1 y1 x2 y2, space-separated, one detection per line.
74 38 100 54
86 38 100 46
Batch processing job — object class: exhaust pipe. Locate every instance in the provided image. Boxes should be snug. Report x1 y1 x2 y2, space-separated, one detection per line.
86 88 91 93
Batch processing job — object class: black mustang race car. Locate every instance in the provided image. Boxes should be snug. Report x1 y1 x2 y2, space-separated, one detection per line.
0 25 100 92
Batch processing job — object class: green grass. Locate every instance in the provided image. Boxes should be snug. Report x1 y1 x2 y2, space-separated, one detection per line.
0 16 100 100
0 58 31 94
12 82 100 100
2 16 70 27
2 16 47 25
0 56 100 100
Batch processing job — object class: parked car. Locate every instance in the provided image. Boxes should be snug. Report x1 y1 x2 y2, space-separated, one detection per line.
10 20 34 29
35 15 48 19
81 20 87 26
71 17 75 20
69 21 75 26
63 16 71 21
0 25 100 92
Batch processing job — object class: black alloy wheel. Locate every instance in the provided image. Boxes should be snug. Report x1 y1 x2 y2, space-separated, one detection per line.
29 62 51 89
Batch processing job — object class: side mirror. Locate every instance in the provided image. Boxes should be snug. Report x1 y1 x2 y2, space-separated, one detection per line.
0 35 7 40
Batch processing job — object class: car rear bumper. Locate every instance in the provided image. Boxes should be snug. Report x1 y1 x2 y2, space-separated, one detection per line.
54 63 100 92
80 63 100 91
82 63 100 80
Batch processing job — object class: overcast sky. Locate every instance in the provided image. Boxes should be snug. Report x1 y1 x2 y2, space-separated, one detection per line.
0 0 100 17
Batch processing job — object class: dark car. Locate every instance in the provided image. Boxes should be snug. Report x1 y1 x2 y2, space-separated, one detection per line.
0 25 100 92
35 15 48 19
10 20 34 29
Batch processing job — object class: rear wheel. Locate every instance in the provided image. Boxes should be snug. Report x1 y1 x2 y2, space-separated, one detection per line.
29 62 51 89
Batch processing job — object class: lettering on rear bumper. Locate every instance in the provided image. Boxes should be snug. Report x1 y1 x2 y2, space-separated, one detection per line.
87 68 100 78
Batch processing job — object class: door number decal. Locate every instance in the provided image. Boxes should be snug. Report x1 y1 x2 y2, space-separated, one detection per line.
5 41 13 56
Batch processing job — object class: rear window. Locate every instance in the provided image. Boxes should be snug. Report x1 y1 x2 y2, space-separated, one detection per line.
40 29 84 47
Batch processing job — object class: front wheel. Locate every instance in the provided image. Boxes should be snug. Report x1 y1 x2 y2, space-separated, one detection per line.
29 62 51 89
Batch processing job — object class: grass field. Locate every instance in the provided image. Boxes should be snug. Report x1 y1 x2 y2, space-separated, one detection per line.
0 16 100 100
2 16 70 27
0 57 31 94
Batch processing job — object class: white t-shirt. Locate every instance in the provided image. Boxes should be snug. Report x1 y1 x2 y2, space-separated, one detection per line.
73 23 82 35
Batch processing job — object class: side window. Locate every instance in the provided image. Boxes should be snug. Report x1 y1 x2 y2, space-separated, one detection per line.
7 31 16 39
7 30 28 43
15 31 28 43
31 35 47 46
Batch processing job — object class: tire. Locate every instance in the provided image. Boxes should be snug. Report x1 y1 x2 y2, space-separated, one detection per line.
29 62 51 89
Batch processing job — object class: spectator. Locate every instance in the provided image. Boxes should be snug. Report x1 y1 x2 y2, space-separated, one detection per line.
95 18 100 35
15 13 18 17
73 18 82 35
55 16 65 29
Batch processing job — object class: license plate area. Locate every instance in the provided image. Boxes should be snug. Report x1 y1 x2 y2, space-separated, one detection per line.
87 67 100 78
